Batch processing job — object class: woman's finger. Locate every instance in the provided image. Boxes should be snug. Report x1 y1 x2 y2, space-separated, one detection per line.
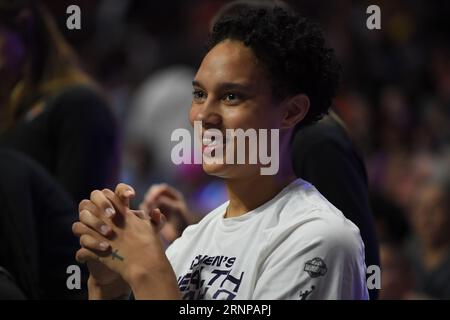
79 199 98 214
90 189 116 218
115 183 135 207
78 210 113 236
72 221 93 238
75 247 100 264
80 234 110 252
103 189 129 216
130 208 166 231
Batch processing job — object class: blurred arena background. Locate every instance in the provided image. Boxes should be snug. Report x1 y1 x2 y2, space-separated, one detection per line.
1 0 450 299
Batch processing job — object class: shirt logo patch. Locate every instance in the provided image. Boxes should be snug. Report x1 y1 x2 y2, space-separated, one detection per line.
304 257 327 278
299 285 316 300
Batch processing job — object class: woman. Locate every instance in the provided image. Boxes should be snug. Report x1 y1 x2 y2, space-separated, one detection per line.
72 6 368 299
0 0 119 203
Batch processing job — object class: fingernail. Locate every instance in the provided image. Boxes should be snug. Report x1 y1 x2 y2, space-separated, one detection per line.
105 207 115 217
100 225 110 235
124 189 134 197
99 242 109 250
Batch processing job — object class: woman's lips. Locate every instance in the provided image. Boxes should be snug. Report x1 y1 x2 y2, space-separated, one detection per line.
202 139 223 154
201 135 227 155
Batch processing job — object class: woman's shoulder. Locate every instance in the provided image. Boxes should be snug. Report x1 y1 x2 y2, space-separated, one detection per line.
270 179 364 251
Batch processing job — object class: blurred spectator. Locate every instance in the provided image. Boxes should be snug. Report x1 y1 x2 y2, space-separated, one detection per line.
406 178 450 299
0 266 26 299
371 193 413 299
379 240 413 299
371 193 410 244
0 149 81 299
124 66 196 191
0 0 119 203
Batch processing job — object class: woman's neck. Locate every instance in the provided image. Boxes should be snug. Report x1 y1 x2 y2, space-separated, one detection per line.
224 158 297 218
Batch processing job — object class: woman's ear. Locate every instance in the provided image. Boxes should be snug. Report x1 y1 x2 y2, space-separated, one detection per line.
280 94 310 129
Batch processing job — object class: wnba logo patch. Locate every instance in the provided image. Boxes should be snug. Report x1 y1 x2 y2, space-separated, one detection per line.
304 257 327 278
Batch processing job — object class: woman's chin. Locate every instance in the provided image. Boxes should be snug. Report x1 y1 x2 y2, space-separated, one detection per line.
201 161 258 180
202 161 227 177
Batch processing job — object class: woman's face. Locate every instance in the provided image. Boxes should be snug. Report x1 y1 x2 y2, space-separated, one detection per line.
0 24 26 99
189 39 283 179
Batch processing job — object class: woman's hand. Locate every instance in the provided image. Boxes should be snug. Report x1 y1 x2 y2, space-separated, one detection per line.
73 183 179 299
73 184 134 299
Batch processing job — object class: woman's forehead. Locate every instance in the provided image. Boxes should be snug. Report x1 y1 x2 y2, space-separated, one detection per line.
195 40 268 90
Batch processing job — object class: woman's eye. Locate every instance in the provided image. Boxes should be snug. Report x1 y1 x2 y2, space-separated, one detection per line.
223 93 240 104
192 90 206 101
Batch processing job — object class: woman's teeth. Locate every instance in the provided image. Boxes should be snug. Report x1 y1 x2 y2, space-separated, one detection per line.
204 141 221 148
203 136 227 146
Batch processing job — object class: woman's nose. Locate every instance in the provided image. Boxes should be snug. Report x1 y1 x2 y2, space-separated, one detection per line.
194 101 222 129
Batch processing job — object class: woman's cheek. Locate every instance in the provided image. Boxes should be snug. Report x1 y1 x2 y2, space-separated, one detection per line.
222 108 254 130
188 105 197 126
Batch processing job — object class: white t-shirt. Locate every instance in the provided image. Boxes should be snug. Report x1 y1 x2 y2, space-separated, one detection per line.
166 178 368 300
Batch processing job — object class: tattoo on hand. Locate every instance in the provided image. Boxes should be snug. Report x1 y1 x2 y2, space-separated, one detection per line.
111 249 124 261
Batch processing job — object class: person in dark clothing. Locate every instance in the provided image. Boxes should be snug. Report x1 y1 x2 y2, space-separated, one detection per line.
292 111 380 300
0 85 119 203
0 266 27 299
0 0 119 203
0 149 83 299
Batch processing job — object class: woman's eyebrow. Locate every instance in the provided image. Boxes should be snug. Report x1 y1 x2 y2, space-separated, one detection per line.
217 82 252 92
192 80 204 88
192 80 251 92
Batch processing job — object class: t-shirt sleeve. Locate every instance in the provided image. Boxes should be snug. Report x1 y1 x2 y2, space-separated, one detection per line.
252 215 369 300
165 222 199 265
165 237 181 261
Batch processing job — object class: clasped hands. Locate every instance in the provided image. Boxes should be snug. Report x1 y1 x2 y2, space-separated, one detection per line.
72 183 180 299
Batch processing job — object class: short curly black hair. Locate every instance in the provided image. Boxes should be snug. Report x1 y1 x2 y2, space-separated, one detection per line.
207 5 341 129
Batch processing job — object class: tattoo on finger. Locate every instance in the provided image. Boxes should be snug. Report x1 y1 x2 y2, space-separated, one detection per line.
111 249 124 261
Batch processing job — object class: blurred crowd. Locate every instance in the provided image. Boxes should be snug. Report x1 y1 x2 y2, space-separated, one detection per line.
1 0 449 299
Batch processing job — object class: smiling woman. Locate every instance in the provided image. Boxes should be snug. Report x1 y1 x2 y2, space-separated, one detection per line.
170 120 280 175
72 3 368 300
